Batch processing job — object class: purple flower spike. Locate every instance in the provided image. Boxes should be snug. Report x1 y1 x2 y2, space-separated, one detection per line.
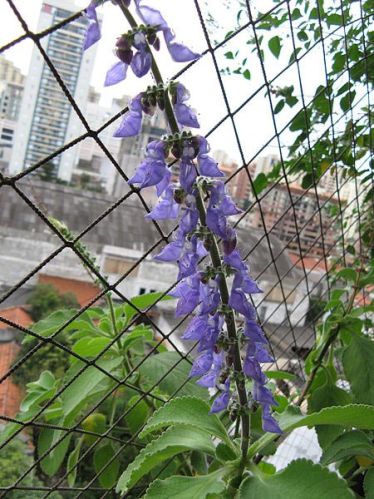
210 380 230 413
262 405 282 434
243 356 266 384
114 94 143 137
182 315 208 341
253 382 277 407
104 61 128 86
135 1 169 29
174 83 200 128
84 1 101 50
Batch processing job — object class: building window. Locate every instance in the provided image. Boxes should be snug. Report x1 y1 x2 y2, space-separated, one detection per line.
103 256 138 276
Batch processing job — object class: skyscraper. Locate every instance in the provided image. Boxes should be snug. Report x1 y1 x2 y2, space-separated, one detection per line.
9 0 98 180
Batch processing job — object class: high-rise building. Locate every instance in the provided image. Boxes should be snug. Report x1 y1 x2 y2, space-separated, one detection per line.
9 0 98 180
72 88 127 194
0 58 25 172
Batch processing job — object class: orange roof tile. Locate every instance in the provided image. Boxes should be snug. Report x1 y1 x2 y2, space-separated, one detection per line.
38 274 101 307
0 307 33 330
0 342 21 418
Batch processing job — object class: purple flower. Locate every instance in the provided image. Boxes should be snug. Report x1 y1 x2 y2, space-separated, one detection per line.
114 94 143 137
136 2 199 62
84 1 101 50
224 249 262 294
182 315 209 341
243 356 266 383
197 313 222 352
210 380 230 413
180 142 198 193
209 181 241 216
262 405 282 434
199 278 220 315
104 61 128 86
129 140 169 191
131 31 152 77
180 195 199 234
253 382 277 407
190 351 213 377
173 83 200 128
197 138 224 178
244 320 267 344
170 273 201 316
145 185 180 220
229 288 256 320
197 351 224 388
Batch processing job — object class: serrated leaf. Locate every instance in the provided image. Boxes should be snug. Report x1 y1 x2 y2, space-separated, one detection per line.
144 469 227 499
138 352 208 400
139 397 229 445
268 36 281 58
116 426 216 494
94 443 120 489
343 334 374 405
239 459 354 498
248 404 374 458
364 468 374 499
321 431 374 466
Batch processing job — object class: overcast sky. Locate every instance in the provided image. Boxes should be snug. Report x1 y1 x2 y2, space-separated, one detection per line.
0 0 325 164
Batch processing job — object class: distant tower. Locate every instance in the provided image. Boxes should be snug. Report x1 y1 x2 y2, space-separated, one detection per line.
9 0 98 181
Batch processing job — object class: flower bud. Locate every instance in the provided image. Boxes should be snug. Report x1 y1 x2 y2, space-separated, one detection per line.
115 35 133 64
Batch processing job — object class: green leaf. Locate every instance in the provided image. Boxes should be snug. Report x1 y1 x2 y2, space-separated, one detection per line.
248 405 374 458
274 100 285 114
72 337 112 358
62 357 121 417
139 396 230 446
309 379 352 449
242 69 251 80
67 439 82 487
238 459 354 498
301 173 315 189
81 412 106 445
268 36 281 58
38 426 72 476
24 309 77 344
252 173 268 195
94 443 120 489
116 426 216 494
340 93 352 113
122 327 153 351
215 442 238 462
335 267 357 282
320 431 374 466
125 395 149 435
266 370 297 381
123 292 173 325
297 30 308 42
138 352 208 400
224 51 234 59
364 468 374 499
332 53 345 73
343 334 374 405
144 469 227 499
327 13 342 26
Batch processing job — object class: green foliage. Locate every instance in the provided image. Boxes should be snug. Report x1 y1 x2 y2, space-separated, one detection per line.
343 334 374 405
320 431 374 466
0 438 61 498
144 470 228 499
27 284 79 322
238 459 354 498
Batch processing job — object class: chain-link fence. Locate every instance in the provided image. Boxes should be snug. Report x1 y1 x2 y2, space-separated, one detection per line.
0 0 372 496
